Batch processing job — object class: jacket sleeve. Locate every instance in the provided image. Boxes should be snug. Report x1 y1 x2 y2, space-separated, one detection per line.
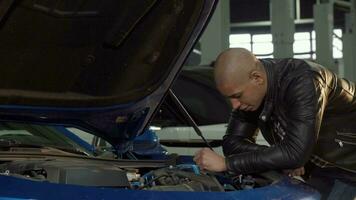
222 108 269 156
225 73 326 174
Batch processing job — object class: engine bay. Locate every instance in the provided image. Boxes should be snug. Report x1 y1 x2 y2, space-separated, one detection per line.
0 157 276 192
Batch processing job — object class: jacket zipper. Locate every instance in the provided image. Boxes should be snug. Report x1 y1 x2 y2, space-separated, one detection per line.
334 138 356 147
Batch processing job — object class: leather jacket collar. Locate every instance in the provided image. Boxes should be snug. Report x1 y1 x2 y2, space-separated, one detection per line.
259 59 277 122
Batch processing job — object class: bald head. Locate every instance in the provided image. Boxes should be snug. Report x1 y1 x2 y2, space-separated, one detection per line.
214 48 259 88
213 48 267 111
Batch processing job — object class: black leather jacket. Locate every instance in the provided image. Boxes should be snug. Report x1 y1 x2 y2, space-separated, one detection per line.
223 58 356 174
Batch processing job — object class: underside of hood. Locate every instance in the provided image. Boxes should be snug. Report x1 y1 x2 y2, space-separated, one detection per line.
0 0 217 149
0 0 211 106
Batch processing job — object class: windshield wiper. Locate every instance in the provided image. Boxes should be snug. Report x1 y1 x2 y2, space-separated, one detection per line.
51 146 90 156
0 138 88 156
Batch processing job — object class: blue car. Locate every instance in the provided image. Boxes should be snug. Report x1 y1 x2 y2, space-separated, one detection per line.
0 0 320 199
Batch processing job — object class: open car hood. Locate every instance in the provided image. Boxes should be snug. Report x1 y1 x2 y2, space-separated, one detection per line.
0 0 217 151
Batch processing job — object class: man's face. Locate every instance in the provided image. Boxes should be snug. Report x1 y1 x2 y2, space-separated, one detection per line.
219 78 265 112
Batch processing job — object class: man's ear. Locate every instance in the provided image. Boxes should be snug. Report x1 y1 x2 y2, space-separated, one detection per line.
250 70 264 85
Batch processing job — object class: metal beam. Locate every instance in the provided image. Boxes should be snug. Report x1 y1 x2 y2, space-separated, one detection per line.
343 0 356 81
200 0 230 65
296 0 301 20
271 0 295 58
314 3 336 72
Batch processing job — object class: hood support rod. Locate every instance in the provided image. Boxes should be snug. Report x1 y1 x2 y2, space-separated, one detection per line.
168 89 213 151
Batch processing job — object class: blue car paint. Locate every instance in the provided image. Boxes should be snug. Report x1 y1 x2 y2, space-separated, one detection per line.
0 198 31 200
132 129 168 156
51 126 168 158
0 174 320 200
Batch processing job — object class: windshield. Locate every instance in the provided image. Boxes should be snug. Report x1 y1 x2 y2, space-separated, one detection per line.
0 122 113 157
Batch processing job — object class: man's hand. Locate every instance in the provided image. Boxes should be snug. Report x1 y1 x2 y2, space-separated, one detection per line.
193 148 227 172
283 167 305 177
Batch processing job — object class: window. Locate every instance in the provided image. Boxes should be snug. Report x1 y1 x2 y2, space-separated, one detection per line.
230 29 343 59
333 29 343 59
293 32 312 59
229 34 251 51
252 34 273 58
311 29 343 59
229 33 273 58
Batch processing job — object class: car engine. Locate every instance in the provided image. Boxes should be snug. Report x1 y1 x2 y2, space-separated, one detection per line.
0 159 227 192
137 166 224 191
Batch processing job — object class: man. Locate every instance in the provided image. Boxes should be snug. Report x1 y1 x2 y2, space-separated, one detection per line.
193 48 356 199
